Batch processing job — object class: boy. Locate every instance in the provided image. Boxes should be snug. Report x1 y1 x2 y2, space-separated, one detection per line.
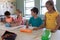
26 7 44 30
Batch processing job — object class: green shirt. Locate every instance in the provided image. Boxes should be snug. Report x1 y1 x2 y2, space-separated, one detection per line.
29 17 43 27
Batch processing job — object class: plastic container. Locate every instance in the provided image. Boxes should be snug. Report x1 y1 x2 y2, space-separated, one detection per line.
20 29 32 33
41 29 51 40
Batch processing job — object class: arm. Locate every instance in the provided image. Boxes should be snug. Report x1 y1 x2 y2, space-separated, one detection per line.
44 15 46 27
52 14 59 32
39 16 46 28
12 17 16 23
26 17 32 28
2 18 6 23
33 17 46 30
56 15 59 30
26 20 29 28
39 23 45 29
33 24 44 30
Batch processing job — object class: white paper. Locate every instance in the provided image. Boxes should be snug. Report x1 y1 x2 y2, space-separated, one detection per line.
0 24 24 31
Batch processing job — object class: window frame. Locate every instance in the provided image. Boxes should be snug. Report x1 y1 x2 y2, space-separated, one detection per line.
24 0 35 17
40 0 56 15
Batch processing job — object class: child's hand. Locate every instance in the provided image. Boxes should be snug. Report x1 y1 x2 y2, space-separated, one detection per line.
52 25 59 32
33 28 40 30
51 29 56 33
26 25 28 28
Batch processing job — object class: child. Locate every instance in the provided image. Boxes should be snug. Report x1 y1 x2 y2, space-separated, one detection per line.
14 9 23 26
4 11 13 23
44 1 59 32
26 7 43 30
4 11 14 27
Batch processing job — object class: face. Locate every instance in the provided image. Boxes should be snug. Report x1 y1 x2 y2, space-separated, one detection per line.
31 11 36 17
16 11 20 15
5 15 10 18
45 4 53 11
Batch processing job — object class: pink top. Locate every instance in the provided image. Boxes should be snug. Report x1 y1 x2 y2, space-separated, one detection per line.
15 16 23 25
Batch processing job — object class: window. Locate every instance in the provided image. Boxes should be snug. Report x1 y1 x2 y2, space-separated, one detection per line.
40 0 56 15
24 0 35 17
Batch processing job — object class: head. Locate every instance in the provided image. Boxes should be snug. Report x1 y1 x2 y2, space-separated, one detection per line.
4 11 11 17
16 9 22 15
45 1 56 12
31 7 39 17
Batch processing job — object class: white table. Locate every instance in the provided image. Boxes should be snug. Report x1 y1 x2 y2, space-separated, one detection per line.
0 23 60 40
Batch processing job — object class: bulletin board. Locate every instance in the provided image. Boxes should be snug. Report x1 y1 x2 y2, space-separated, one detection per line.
0 0 16 15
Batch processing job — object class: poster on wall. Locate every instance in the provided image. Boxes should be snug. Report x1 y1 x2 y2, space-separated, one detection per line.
0 0 16 15
6 1 16 14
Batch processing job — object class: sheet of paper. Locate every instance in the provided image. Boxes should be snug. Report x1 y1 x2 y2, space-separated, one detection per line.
0 25 24 31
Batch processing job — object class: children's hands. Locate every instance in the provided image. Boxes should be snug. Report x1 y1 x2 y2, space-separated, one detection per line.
33 28 40 30
26 21 28 28
52 29 56 32
26 25 28 28
51 28 57 32
51 25 59 32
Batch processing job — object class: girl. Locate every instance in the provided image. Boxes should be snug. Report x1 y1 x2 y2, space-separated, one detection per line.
44 1 59 32
14 9 23 26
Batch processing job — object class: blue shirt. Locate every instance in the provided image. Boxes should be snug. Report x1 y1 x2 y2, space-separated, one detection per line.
29 17 43 27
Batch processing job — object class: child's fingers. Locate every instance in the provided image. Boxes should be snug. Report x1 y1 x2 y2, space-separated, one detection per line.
33 28 39 30
51 29 56 33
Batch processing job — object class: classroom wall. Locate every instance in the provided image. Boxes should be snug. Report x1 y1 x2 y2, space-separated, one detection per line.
16 0 41 16
16 0 24 15
35 0 40 16
0 0 16 15
56 0 60 12
16 0 60 16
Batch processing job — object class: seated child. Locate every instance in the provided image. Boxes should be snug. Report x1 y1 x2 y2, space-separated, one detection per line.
14 9 23 26
4 11 14 27
26 7 44 30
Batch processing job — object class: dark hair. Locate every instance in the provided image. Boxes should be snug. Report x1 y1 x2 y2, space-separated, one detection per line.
46 1 56 11
4 11 11 16
16 9 22 13
31 7 39 14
